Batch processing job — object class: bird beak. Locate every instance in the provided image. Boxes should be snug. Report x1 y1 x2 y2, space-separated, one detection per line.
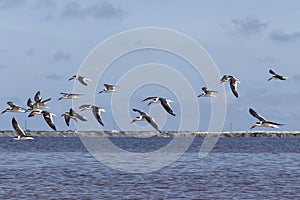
1 110 6 114
147 102 152 106
267 77 272 81
250 124 256 129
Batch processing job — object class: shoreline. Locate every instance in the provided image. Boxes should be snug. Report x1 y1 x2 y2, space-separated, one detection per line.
1 131 300 137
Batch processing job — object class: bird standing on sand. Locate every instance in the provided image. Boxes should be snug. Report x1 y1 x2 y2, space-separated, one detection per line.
11 117 33 141
197 87 218 97
142 97 176 116
249 108 284 129
220 75 240 98
68 75 91 86
131 108 161 133
268 69 287 81
98 84 117 93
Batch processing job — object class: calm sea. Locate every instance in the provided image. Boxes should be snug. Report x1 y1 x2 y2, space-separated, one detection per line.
1 136 300 199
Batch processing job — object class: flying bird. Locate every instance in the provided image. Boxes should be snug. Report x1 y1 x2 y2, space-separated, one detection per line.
220 75 240 98
26 91 51 111
197 87 218 97
131 108 161 133
79 104 105 126
98 84 117 93
268 69 287 81
41 110 57 131
142 97 176 116
249 108 284 129
58 93 84 100
1 101 26 114
11 117 33 141
68 75 91 86
62 108 87 126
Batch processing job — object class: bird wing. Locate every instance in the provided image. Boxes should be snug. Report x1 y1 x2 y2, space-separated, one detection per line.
12 117 26 136
27 98 33 108
42 111 57 131
104 84 114 90
63 114 71 126
132 108 147 116
269 69 277 76
78 76 88 86
145 116 161 133
70 108 87 121
92 106 104 126
160 98 176 116
202 87 208 92
7 101 18 109
34 91 41 103
230 79 239 98
79 104 92 111
142 97 157 101
249 108 267 122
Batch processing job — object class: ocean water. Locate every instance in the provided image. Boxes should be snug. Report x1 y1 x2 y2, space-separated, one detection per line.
1 137 300 199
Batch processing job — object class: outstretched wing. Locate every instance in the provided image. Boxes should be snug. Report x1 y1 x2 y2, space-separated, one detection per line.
104 84 114 90
92 106 104 126
249 108 267 122
269 69 277 76
160 98 176 116
132 108 147 116
142 97 157 102
12 117 26 136
230 79 239 98
78 76 88 86
145 116 161 133
42 111 57 131
34 91 41 103
7 101 18 109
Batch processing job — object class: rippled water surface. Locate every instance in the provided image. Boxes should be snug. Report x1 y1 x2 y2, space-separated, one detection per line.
1 137 300 199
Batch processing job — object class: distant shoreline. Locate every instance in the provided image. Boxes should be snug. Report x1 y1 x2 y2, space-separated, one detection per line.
1 131 300 137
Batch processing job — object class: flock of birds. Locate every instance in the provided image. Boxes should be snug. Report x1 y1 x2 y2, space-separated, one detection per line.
4 69 287 141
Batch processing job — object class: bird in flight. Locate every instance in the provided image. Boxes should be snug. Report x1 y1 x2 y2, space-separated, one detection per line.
79 104 105 126
11 117 33 141
131 108 161 133
142 97 176 116
220 75 240 98
197 87 218 97
58 92 84 100
98 84 117 93
2 101 26 114
249 108 284 129
268 69 287 81
68 75 91 86
62 108 87 126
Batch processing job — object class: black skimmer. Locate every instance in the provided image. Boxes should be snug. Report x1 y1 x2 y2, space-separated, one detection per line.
268 69 287 81
220 75 239 98
26 91 51 111
68 75 91 86
131 108 161 133
1 101 26 114
62 108 87 126
27 109 43 117
98 84 116 93
11 117 33 141
41 110 57 131
142 97 176 116
249 108 284 129
58 92 83 100
79 104 105 126
197 87 218 97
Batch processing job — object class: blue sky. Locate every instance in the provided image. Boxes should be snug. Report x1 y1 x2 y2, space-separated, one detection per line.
1 0 300 131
